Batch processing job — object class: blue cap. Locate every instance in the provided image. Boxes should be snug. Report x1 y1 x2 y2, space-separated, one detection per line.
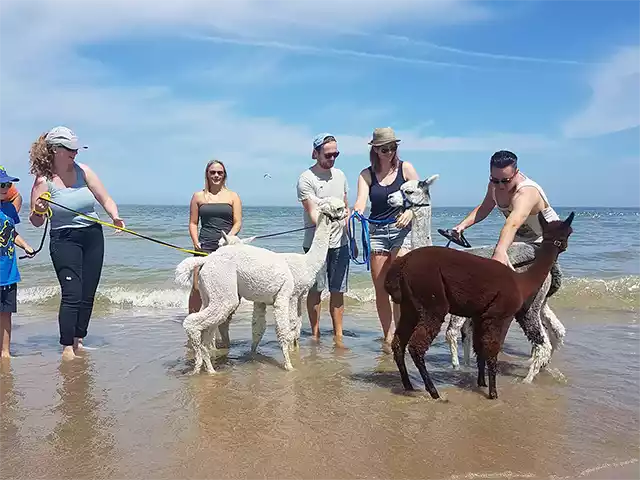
313 133 335 150
0 165 19 183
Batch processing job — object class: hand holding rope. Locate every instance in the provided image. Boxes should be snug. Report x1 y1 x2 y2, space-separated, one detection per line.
347 211 396 271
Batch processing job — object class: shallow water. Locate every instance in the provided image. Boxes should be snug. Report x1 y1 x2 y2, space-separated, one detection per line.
2 308 638 479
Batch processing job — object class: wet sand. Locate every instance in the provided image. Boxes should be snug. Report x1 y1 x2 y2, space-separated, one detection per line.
1 307 638 480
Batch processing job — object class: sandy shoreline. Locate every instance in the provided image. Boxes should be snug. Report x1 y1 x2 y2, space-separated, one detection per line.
1 307 638 479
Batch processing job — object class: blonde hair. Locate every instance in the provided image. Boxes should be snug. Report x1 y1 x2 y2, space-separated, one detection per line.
29 133 56 179
204 159 227 193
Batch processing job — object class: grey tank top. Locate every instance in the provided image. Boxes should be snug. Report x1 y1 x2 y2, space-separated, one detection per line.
198 202 233 252
46 163 100 230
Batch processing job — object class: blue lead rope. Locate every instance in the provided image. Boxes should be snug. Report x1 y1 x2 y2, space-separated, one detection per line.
347 211 395 270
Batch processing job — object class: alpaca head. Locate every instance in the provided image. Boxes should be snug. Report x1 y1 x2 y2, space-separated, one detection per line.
387 174 439 210
218 231 256 247
539 211 575 252
310 195 348 223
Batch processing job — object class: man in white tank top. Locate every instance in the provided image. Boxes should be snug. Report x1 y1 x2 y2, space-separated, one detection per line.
453 150 559 266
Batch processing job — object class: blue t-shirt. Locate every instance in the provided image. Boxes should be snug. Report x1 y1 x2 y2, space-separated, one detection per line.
0 201 21 286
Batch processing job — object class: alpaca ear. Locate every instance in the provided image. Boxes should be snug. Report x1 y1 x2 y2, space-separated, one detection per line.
538 212 549 229
425 174 439 186
564 211 575 227
418 174 439 189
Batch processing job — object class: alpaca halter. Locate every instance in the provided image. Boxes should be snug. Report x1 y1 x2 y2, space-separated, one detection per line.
399 190 431 210
543 238 568 252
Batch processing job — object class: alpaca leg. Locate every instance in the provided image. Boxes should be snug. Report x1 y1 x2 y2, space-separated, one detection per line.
483 317 512 399
516 307 553 384
487 355 499 399
391 307 416 391
473 320 487 388
445 314 466 370
273 287 295 371
407 318 445 399
542 302 565 350
290 295 303 351
202 325 217 359
462 318 473 366
251 302 267 353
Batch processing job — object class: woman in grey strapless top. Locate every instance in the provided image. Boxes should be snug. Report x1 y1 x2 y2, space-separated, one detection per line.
188 160 243 347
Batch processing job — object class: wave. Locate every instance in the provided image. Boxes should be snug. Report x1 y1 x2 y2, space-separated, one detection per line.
16 276 639 314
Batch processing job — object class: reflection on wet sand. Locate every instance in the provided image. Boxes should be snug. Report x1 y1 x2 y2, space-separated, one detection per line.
44 357 117 479
1 360 24 476
1 311 638 479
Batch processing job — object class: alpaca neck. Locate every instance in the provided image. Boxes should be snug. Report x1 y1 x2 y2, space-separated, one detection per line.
516 242 560 299
410 206 432 249
307 215 332 270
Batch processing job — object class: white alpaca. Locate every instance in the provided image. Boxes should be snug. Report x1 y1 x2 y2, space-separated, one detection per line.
218 196 349 348
175 242 296 375
387 176 565 383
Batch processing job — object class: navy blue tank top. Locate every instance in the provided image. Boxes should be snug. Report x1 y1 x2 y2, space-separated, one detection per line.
368 161 406 221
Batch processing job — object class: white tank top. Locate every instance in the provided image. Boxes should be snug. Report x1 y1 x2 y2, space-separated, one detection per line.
492 174 559 243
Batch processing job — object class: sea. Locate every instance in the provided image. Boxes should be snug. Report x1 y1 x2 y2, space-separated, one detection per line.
2 205 639 480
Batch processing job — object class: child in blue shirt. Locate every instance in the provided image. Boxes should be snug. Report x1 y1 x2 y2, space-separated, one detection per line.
0 166 34 359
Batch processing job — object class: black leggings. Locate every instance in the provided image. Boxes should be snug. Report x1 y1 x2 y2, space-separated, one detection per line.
49 224 104 346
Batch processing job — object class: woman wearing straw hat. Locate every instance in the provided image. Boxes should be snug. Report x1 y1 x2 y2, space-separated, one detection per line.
353 127 420 353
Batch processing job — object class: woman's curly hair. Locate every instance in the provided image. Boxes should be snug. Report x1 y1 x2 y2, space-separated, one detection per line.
29 133 55 179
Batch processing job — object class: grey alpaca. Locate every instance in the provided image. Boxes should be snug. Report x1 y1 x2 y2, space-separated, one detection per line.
387 175 566 383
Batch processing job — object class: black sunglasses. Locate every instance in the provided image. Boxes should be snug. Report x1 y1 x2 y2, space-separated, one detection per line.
0 182 12 188
379 144 398 154
324 151 340 159
490 170 518 184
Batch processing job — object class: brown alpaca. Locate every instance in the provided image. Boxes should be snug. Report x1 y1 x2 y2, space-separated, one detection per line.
384 212 575 399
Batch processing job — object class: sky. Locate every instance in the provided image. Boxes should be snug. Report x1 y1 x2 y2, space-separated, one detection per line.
0 0 638 208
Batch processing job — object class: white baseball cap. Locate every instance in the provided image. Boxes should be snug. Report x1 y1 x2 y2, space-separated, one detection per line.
45 126 88 150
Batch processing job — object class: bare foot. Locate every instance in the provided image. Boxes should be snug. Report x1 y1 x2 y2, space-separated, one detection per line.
1 351 12 360
381 342 393 355
62 347 76 361
334 336 348 350
73 338 84 353
311 334 320 344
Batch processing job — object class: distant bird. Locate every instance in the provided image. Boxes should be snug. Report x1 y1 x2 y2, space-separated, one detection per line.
263 173 272 179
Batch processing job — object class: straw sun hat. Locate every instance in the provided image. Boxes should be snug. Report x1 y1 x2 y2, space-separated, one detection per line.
368 127 401 147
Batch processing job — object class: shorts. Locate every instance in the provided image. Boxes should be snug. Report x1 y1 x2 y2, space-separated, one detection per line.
0 283 17 313
369 222 411 255
303 244 350 294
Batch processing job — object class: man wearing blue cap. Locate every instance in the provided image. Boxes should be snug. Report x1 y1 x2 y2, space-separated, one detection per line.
0 166 35 358
296 133 350 347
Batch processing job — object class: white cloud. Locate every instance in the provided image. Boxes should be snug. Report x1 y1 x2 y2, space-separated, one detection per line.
562 45 640 138
0 0 560 206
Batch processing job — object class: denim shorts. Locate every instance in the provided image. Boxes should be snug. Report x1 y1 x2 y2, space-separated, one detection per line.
369 222 412 255
303 244 350 293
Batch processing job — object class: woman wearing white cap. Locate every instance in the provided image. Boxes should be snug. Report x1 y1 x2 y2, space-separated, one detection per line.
28 126 125 361
353 127 420 353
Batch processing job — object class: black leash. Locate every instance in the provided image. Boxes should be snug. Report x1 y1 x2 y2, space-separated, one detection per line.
252 225 315 240
19 216 49 260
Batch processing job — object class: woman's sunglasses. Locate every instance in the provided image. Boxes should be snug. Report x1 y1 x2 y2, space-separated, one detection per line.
0 182 12 189
379 144 398 154
208 170 225 177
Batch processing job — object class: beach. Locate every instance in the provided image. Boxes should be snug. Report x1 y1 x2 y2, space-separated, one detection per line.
1 205 639 479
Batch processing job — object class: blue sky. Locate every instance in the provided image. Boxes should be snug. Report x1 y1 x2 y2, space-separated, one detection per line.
1 0 638 207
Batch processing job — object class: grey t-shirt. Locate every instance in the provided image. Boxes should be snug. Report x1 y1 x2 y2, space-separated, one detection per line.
296 167 348 250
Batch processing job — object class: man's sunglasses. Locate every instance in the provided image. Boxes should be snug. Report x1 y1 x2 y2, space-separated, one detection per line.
490 171 518 184
0 182 12 189
324 151 340 159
